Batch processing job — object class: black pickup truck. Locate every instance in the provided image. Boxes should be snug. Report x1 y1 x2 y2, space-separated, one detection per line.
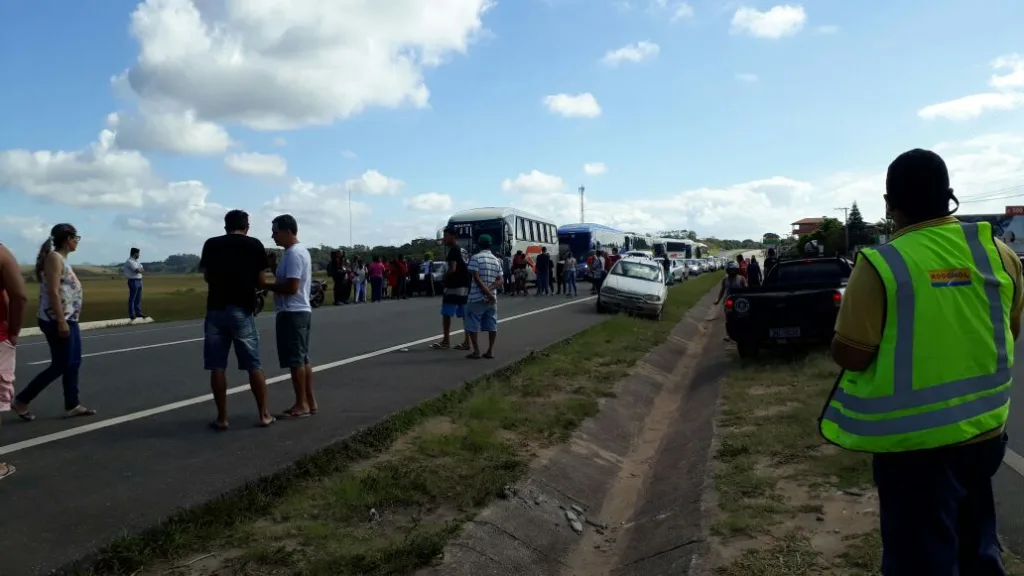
724 256 853 357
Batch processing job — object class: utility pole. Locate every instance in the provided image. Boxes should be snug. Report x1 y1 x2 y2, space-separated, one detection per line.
579 185 585 223
348 187 353 248
835 207 849 255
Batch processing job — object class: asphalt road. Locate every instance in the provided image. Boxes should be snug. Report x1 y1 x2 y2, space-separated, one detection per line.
1 292 605 575
994 337 1024 558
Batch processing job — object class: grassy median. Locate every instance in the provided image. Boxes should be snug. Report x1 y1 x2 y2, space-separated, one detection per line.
71 272 725 575
707 352 1024 576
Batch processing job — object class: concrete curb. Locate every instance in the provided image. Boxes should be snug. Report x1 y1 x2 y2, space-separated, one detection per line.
417 284 726 576
20 317 154 337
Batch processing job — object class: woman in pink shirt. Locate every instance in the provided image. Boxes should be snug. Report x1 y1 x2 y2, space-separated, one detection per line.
368 256 385 303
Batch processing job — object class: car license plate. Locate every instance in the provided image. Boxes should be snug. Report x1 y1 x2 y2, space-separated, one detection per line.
769 327 800 338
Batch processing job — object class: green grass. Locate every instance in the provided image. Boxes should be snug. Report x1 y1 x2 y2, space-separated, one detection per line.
712 354 872 539
20 272 331 325
710 354 1024 575
62 273 725 575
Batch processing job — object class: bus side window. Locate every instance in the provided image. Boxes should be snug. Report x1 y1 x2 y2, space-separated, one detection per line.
518 217 526 240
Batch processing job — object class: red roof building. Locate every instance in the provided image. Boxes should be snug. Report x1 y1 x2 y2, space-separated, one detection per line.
791 217 824 237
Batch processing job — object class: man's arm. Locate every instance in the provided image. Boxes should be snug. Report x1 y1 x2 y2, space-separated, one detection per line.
831 260 884 371
199 241 211 284
0 245 28 343
262 251 300 295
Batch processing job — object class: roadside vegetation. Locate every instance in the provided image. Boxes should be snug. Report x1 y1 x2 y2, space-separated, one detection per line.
706 352 1024 576
66 272 725 575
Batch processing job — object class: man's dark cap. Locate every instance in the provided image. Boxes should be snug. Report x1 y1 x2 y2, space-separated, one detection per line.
886 148 951 208
443 225 457 236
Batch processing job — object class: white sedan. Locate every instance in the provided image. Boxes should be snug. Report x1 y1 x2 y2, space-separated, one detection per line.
669 259 689 282
596 257 668 320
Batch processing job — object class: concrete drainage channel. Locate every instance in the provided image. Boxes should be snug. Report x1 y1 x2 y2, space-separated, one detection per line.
416 288 731 576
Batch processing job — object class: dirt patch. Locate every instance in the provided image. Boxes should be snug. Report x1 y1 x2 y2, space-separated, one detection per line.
699 352 1024 576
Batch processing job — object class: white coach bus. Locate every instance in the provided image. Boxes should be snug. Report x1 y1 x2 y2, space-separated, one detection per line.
446 207 558 282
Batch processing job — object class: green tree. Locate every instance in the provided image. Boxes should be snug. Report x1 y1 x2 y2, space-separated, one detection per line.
847 202 870 247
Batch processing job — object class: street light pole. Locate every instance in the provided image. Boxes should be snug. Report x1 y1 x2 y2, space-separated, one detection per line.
579 185 585 223
348 187 353 248
835 207 849 255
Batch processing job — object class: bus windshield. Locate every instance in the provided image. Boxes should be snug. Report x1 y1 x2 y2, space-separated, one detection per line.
558 232 592 260
450 219 506 254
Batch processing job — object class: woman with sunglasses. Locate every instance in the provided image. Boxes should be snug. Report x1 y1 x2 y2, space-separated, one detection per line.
12 223 96 420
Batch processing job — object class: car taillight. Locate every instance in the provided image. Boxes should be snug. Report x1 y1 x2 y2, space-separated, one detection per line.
833 291 842 306
725 297 734 311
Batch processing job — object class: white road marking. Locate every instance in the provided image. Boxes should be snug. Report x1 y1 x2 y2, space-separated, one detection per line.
0 296 597 456
18 322 205 348
26 337 206 365
1004 447 1024 477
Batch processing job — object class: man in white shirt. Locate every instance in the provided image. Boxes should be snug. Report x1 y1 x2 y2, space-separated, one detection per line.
261 214 317 419
465 234 504 359
123 248 146 321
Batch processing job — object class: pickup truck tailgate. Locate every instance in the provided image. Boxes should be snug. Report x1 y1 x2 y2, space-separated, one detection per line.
732 288 842 340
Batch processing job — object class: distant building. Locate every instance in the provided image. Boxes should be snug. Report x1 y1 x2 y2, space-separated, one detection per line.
791 217 824 237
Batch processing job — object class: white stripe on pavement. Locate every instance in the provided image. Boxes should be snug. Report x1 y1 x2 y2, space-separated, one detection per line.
0 296 596 456
18 322 205 348
1004 448 1024 477
27 337 205 365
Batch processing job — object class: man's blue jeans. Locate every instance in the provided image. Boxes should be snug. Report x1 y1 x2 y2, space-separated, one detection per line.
536 272 550 295
127 278 143 319
874 432 1007 575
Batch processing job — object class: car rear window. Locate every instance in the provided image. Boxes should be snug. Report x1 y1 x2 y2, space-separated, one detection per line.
767 260 849 286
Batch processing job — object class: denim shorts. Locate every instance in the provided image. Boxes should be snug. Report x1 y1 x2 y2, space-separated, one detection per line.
204 307 261 371
465 301 498 332
276 311 312 369
441 303 466 318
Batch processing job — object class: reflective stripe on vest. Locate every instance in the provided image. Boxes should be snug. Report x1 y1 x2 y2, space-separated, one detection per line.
822 222 1011 438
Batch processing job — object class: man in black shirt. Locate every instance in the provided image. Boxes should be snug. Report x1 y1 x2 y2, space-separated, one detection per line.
430 226 471 350
199 209 274 429
535 247 552 295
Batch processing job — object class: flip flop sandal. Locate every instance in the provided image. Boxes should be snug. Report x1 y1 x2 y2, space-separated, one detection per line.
65 406 97 418
14 410 35 422
209 421 229 431
465 353 481 360
255 417 276 428
0 463 15 480
482 353 495 359
453 343 471 350
429 342 450 349
310 409 318 415
277 410 312 419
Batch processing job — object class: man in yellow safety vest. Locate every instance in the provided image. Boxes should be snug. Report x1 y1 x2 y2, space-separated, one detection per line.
822 148 1024 576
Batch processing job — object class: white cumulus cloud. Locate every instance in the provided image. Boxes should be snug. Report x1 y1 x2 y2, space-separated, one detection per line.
731 5 807 39
224 152 288 177
345 169 404 195
583 162 607 175
735 73 759 83
112 0 494 132
404 192 453 212
0 129 156 208
501 170 565 194
106 108 233 155
601 41 660 67
543 93 602 118
919 54 1024 121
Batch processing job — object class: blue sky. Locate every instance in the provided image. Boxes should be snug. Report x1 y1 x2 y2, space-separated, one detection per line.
3 0 1024 264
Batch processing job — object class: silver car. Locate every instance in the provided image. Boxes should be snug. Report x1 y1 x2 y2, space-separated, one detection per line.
597 257 668 320
669 259 689 282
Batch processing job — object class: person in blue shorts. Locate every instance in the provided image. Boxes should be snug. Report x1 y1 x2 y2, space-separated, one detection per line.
465 234 504 359
431 226 471 350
